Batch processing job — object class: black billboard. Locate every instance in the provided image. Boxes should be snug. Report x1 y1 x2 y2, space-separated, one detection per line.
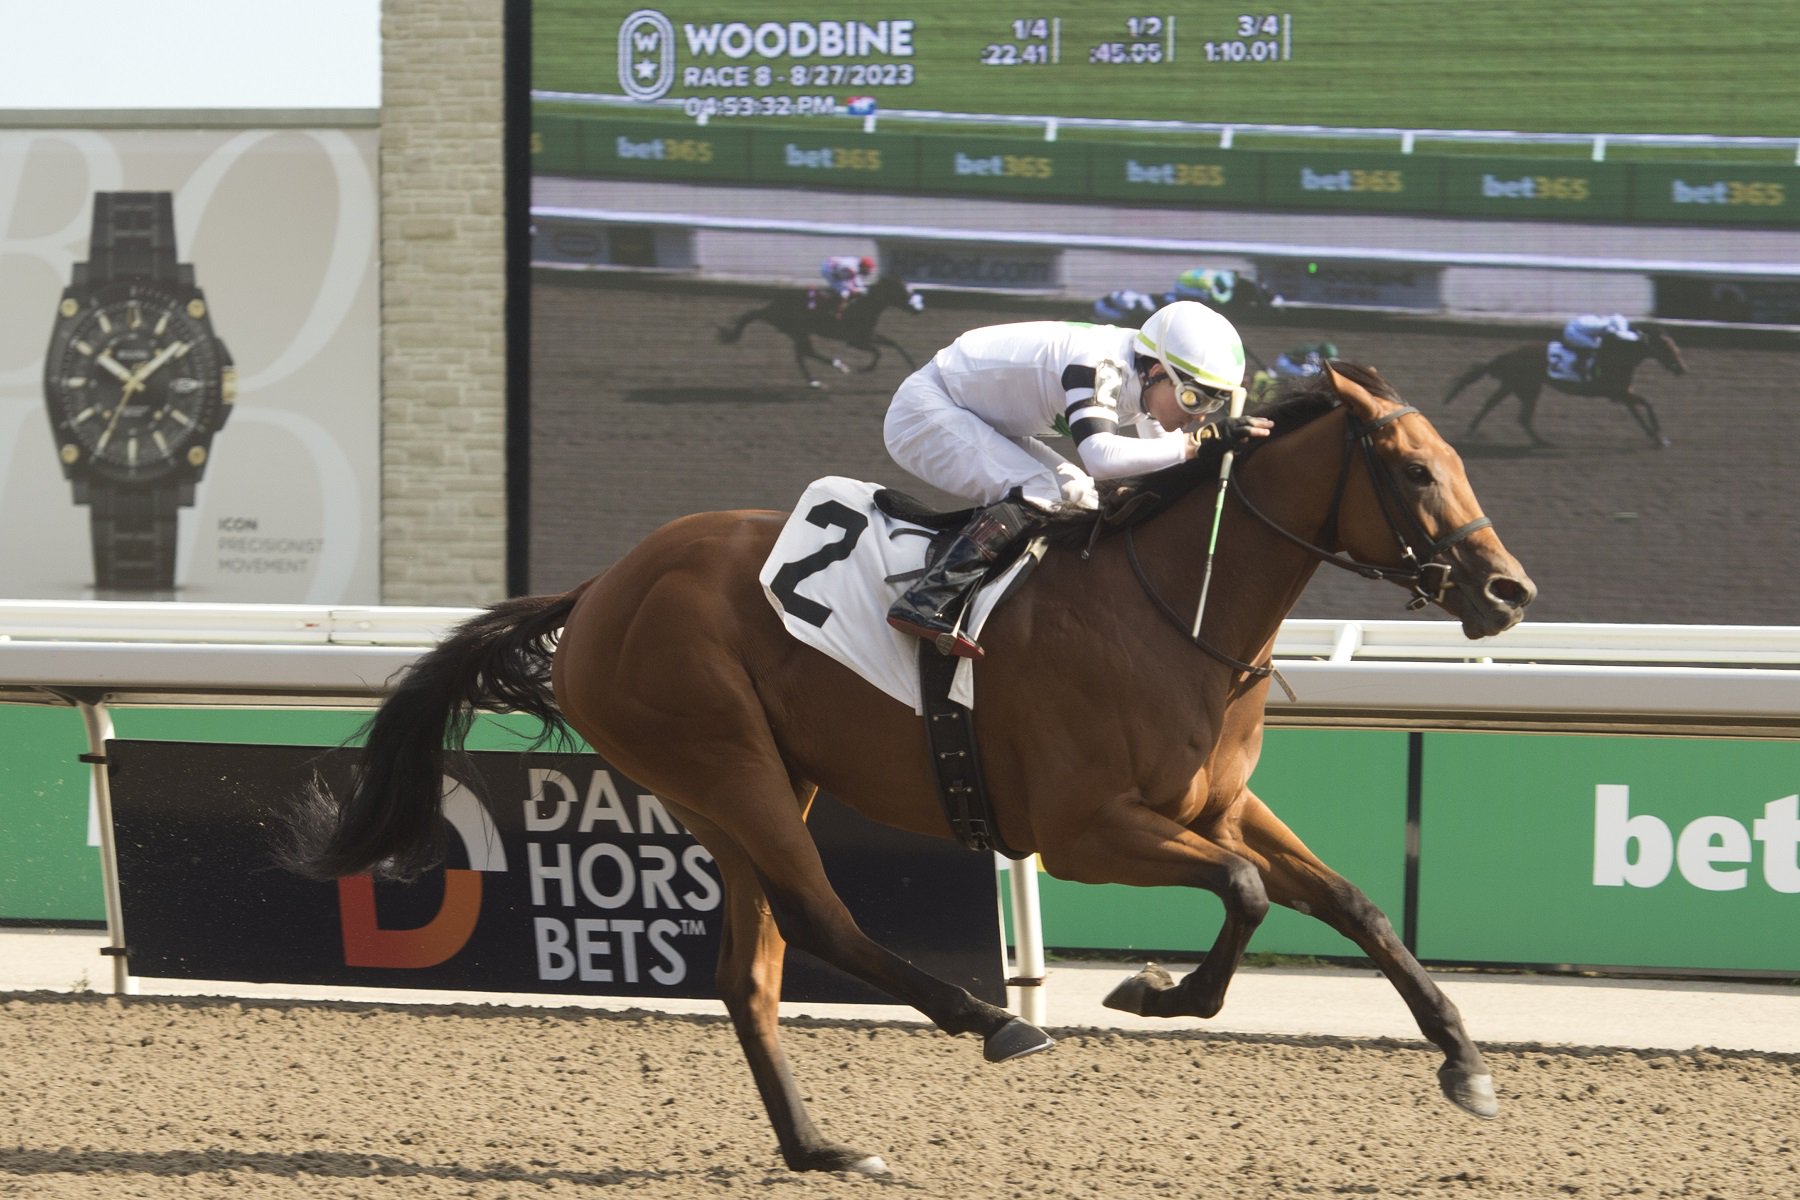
107 740 1004 1004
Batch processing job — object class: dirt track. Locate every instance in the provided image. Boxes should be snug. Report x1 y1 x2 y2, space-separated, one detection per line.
2 992 1796 1197
529 276 1797 624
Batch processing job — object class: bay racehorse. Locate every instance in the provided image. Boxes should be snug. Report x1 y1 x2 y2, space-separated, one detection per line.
1442 322 1687 447
287 363 1535 1175
716 273 925 386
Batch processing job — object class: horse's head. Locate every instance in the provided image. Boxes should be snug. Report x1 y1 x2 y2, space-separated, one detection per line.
1327 364 1536 638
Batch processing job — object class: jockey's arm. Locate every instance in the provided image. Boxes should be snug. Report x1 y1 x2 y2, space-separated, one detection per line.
1063 358 1189 480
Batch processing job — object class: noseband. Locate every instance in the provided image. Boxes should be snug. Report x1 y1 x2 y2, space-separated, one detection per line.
1232 403 1492 610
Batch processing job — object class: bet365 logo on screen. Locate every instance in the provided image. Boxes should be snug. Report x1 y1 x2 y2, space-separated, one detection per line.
619 9 677 101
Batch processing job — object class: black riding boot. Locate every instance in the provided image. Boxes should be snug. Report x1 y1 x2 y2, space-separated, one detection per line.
887 500 1032 660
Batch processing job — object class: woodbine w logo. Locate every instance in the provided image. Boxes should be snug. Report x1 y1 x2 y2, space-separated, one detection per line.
619 9 676 101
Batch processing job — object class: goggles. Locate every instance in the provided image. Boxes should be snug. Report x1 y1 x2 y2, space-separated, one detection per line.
1171 368 1247 416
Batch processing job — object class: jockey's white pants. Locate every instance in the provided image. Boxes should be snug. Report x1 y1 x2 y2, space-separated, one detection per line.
884 362 1094 510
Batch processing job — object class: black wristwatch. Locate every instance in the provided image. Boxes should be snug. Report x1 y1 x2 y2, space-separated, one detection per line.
43 192 236 591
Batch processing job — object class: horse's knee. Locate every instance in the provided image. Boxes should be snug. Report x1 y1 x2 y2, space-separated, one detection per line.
1221 860 1270 925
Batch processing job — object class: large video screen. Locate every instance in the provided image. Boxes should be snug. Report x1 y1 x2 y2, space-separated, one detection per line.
523 2 1798 625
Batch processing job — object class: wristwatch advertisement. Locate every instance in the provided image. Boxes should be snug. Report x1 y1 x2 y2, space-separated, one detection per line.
0 128 380 602
43 192 236 592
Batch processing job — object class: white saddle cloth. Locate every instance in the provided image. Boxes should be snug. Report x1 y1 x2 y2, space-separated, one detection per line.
757 477 1032 713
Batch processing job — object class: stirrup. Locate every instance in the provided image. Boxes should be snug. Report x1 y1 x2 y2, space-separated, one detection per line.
886 614 984 660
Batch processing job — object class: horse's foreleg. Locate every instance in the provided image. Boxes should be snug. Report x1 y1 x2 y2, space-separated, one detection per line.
1232 793 1498 1118
660 795 887 1175
1043 802 1268 1019
1516 387 1552 446
1621 392 1669 447
790 336 835 387
868 333 914 370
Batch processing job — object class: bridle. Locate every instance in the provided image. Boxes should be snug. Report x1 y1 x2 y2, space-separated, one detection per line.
1125 402 1493 677
1234 403 1492 611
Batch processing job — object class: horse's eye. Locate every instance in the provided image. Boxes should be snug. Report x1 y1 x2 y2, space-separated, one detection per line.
1404 463 1434 485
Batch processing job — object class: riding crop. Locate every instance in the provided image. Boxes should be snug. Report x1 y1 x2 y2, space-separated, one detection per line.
1190 386 1249 640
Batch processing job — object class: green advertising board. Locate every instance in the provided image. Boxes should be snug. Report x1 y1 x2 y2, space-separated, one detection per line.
1259 150 1442 214
0 707 99 923
1630 163 1800 225
1031 729 1412 957
579 119 751 181
0 708 559 925
1089 143 1262 206
912 135 1085 200
1417 733 1800 972
531 112 589 177
747 128 913 189
1440 156 1632 221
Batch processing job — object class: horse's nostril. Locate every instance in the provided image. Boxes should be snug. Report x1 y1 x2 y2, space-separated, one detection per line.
1488 576 1534 608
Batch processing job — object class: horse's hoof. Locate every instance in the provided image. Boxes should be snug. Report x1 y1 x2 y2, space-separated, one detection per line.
831 359 851 374
1101 961 1175 1016
1438 1066 1500 1118
788 1144 889 1175
983 1016 1054 1063
807 379 823 389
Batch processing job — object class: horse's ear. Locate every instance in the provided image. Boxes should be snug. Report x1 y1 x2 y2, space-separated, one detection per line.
1324 364 1391 422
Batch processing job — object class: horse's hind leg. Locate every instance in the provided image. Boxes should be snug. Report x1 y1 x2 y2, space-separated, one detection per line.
1232 792 1498 1118
660 793 888 1175
1465 386 1511 436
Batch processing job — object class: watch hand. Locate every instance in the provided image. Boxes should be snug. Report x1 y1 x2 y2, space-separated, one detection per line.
95 351 136 384
119 340 189 400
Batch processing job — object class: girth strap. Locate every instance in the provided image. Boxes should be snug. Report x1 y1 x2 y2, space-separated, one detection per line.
917 644 1031 859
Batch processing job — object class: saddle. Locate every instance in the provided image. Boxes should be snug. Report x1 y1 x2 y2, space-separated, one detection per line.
1545 341 1594 384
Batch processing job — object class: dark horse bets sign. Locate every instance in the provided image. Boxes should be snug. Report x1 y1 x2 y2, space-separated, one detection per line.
106 740 1003 1003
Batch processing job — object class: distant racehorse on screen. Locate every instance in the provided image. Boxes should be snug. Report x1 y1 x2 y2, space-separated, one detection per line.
1442 323 1687 447
286 363 1535 1176
717 273 925 386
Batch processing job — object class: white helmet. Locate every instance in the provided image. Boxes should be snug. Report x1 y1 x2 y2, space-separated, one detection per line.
1136 300 1247 415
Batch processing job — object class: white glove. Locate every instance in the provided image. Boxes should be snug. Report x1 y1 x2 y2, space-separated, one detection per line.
1055 462 1100 511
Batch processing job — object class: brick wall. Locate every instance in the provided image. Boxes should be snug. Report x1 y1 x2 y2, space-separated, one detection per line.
379 0 509 604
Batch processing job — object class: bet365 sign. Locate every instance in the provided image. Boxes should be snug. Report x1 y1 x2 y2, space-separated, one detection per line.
1594 786 1800 893
1416 734 1800 973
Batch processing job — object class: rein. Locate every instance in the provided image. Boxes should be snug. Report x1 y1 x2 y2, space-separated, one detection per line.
1126 402 1493 675
1233 404 1492 610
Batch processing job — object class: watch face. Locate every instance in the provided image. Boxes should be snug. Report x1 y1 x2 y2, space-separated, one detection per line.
45 280 231 485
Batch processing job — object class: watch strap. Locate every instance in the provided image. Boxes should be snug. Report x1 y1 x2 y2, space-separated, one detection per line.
88 483 182 591
88 192 181 283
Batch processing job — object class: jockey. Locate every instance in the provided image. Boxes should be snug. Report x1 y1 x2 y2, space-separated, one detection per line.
1092 289 1161 324
883 301 1271 658
1273 340 1339 378
1173 267 1238 308
819 254 875 318
1555 313 1639 382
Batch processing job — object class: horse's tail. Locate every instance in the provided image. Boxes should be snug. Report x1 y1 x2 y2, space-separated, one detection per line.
1442 359 1494 407
282 588 585 882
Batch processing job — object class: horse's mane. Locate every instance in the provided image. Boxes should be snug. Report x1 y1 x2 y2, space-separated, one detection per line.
1037 361 1400 549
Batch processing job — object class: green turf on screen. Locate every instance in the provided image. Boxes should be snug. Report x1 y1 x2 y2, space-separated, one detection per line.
535 1 1797 139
